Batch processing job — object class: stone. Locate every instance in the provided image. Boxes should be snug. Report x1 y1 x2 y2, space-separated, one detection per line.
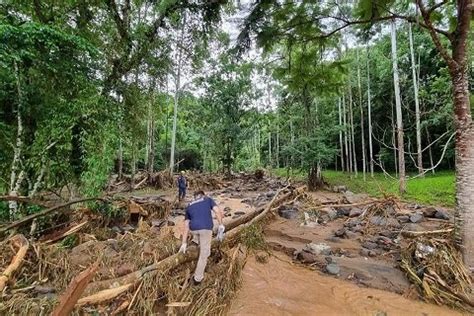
377 236 393 245
349 208 363 218
325 208 338 221
325 256 333 264
122 224 135 232
304 242 332 255
278 208 299 220
410 213 424 223
343 191 369 204
115 263 134 277
397 215 410 223
111 226 122 233
379 230 396 238
34 285 55 294
423 207 438 218
360 248 371 257
296 251 318 264
106 239 120 252
326 263 340 275
334 228 347 238
350 225 363 233
346 231 359 239
369 216 385 226
386 218 401 229
266 191 276 198
435 210 450 220
361 241 378 250
234 211 246 215
223 207 232 214
337 207 351 217
333 185 347 193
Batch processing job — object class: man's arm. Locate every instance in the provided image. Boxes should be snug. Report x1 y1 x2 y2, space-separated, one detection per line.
182 219 190 244
213 206 223 225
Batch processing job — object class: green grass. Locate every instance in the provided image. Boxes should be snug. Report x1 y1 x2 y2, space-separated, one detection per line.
274 168 455 207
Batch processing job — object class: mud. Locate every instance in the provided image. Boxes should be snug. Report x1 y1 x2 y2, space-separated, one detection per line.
229 255 463 316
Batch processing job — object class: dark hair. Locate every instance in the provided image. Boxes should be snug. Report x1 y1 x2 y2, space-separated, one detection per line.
194 190 205 198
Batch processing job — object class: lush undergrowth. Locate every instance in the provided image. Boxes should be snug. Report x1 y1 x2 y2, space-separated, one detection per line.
274 168 455 207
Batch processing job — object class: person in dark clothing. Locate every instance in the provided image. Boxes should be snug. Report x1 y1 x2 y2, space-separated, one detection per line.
178 190 224 284
177 171 187 201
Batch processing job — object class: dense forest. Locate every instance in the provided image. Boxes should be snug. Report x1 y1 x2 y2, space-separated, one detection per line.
0 0 473 314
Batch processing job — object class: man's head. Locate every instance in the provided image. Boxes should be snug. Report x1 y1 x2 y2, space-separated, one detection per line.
181 171 185 175
194 190 205 199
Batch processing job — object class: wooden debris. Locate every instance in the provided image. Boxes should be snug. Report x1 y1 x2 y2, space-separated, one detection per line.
0 234 29 292
52 261 99 316
401 228 454 238
77 283 134 306
0 197 106 234
45 221 88 244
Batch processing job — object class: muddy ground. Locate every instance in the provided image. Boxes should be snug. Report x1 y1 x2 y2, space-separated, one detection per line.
0 173 468 315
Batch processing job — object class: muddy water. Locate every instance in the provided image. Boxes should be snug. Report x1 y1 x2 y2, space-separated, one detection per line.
229 256 463 316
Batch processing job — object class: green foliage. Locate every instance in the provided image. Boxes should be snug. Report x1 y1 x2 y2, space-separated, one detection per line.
60 234 79 249
239 223 267 251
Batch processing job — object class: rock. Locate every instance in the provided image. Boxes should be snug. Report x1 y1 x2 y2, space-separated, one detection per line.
106 239 120 252
337 207 351 217
386 218 401 229
360 248 370 257
37 292 56 300
377 236 393 245
278 208 299 220
304 242 332 255
361 241 378 250
435 210 450 220
332 185 347 193
349 207 363 218
242 198 253 205
385 205 397 215
325 256 333 264
346 231 359 239
369 216 385 226
351 225 363 233
410 213 424 223
326 263 340 275
423 207 438 218
296 251 318 264
234 211 246 215
115 263 134 276
121 224 135 232
34 285 55 294
319 215 330 223
343 191 369 204
223 206 232 214
322 207 338 221
334 228 347 238
397 215 410 223
379 230 396 238
111 226 122 233
266 191 276 198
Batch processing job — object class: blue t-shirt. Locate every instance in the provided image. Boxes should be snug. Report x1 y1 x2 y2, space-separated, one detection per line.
177 176 187 189
185 196 216 231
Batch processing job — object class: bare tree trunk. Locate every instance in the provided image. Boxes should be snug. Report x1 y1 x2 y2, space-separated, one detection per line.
276 115 280 169
349 86 358 176
118 136 123 180
425 126 436 174
169 13 186 173
9 62 25 218
342 94 351 172
366 47 374 177
391 20 406 193
130 149 136 190
268 131 272 168
391 100 398 177
357 50 366 181
409 23 423 176
147 80 156 174
338 98 345 172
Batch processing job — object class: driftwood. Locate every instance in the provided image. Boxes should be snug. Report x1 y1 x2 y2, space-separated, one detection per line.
44 221 89 244
401 228 454 238
80 185 305 304
0 234 29 291
0 195 49 207
52 261 99 315
0 197 106 234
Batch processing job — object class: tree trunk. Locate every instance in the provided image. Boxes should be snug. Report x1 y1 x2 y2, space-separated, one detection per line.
349 86 358 176
118 137 123 180
342 94 351 172
276 117 280 169
409 23 423 176
267 131 272 168
147 81 156 174
9 62 25 218
390 20 406 194
391 99 398 177
425 126 436 174
357 50 366 181
366 47 374 177
338 98 345 172
169 13 186 173
130 149 136 190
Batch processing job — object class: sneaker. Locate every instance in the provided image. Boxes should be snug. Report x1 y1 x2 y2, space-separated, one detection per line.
191 277 202 286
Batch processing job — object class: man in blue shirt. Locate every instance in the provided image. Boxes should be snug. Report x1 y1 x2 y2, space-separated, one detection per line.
177 171 187 201
178 190 225 284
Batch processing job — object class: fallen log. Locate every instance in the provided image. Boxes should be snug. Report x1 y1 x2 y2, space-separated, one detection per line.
78 186 305 306
0 234 29 291
0 195 49 208
0 197 106 234
52 261 99 315
401 228 454 238
45 221 88 244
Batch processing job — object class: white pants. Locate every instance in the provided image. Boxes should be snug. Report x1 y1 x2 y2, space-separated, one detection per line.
191 229 212 282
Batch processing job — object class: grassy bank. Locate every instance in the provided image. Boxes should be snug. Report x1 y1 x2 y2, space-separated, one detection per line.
273 168 455 208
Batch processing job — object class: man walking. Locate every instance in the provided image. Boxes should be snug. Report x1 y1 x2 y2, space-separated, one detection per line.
177 171 187 201
178 190 225 284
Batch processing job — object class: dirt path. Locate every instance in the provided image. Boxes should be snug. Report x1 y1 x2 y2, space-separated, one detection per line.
229 255 463 316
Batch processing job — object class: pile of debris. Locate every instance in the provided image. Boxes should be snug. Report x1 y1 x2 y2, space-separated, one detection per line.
0 178 304 315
